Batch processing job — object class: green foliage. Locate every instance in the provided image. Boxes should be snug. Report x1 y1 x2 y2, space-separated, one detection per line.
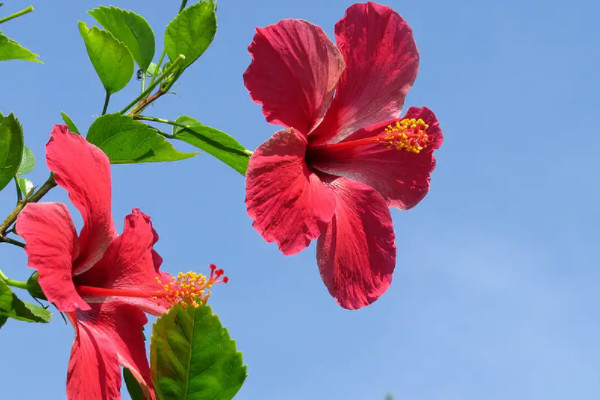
0 279 51 323
0 315 7 329
146 62 161 77
17 177 33 197
164 1 216 71
60 112 80 134
0 30 40 62
17 145 35 174
123 368 145 400
87 114 197 164
173 116 250 175
88 6 155 72
26 272 46 301
78 22 134 94
0 114 23 191
151 305 247 400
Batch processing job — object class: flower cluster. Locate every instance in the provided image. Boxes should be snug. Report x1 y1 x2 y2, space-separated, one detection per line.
10 2 442 399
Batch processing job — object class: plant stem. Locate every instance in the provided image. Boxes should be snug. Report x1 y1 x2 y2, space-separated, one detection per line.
178 0 189 12
14 177 22 202
0 6 33 24
0 173 56 237
136 115 189 130
0 269 28 289
148 50 167 87
0 236 25 248
120 54 186 116
101 91 111 115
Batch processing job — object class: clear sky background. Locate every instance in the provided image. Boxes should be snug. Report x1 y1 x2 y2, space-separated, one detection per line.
0 0 599 399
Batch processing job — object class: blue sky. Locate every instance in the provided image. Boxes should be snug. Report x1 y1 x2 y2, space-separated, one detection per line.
0 0 599 399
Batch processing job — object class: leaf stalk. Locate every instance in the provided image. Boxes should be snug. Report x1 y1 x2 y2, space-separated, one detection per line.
0 6 33 24
0 269 27 289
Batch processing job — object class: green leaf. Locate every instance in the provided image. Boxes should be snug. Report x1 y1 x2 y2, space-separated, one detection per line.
164 1 216 70
17 146 35 174
0 315 7 329
124 368 145 400
146 62 161 77
78 22 134 94
151 305 247 400
17 177 33 196
88 7 155 72
0 279 51 323
0 30 40 63
87 114 197 164
0 114 23 191
26 272 46 300
173 116 250 175
61 112 80 134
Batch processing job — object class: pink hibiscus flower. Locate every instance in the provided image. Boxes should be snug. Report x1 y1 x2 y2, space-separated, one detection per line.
244 2 443 309
16 126 227 400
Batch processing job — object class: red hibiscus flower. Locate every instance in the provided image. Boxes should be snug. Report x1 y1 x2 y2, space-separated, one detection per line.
16 126 226 400
244 2 443 309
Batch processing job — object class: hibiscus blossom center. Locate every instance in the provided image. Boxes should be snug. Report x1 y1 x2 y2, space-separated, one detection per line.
306 118 432 167
376 118 431 153
153 264 229 308
75 264 228 309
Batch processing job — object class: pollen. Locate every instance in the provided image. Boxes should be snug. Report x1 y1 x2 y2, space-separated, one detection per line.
376 118 431 153
155 264 228 309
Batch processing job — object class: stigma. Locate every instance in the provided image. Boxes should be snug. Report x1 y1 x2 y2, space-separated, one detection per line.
376 118 431 153
154 264 228 309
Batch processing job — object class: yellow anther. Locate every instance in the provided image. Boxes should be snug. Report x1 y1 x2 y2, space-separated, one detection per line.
154 270 214 309
378 118 431 154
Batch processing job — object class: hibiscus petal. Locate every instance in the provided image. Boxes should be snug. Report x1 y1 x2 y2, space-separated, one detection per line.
310 107 442 210
46 125 116 274
16 202 89 312
310 3 419 144
316 177 395 310
76 208 168 316
246 128 337 255
244 19 345 134
67 302 155 400
66 315 121 400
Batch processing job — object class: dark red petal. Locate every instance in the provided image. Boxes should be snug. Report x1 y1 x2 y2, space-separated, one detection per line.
16 202 89 313
310 107 442 209
67 302 155 400
46 125 116 275
245 128 337 255
316 177 395 310
76 209 168 316
244 19 345 134
310 3 419 144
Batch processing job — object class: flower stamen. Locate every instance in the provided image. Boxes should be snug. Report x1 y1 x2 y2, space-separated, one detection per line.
155 264 228 309
376 118 431 153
